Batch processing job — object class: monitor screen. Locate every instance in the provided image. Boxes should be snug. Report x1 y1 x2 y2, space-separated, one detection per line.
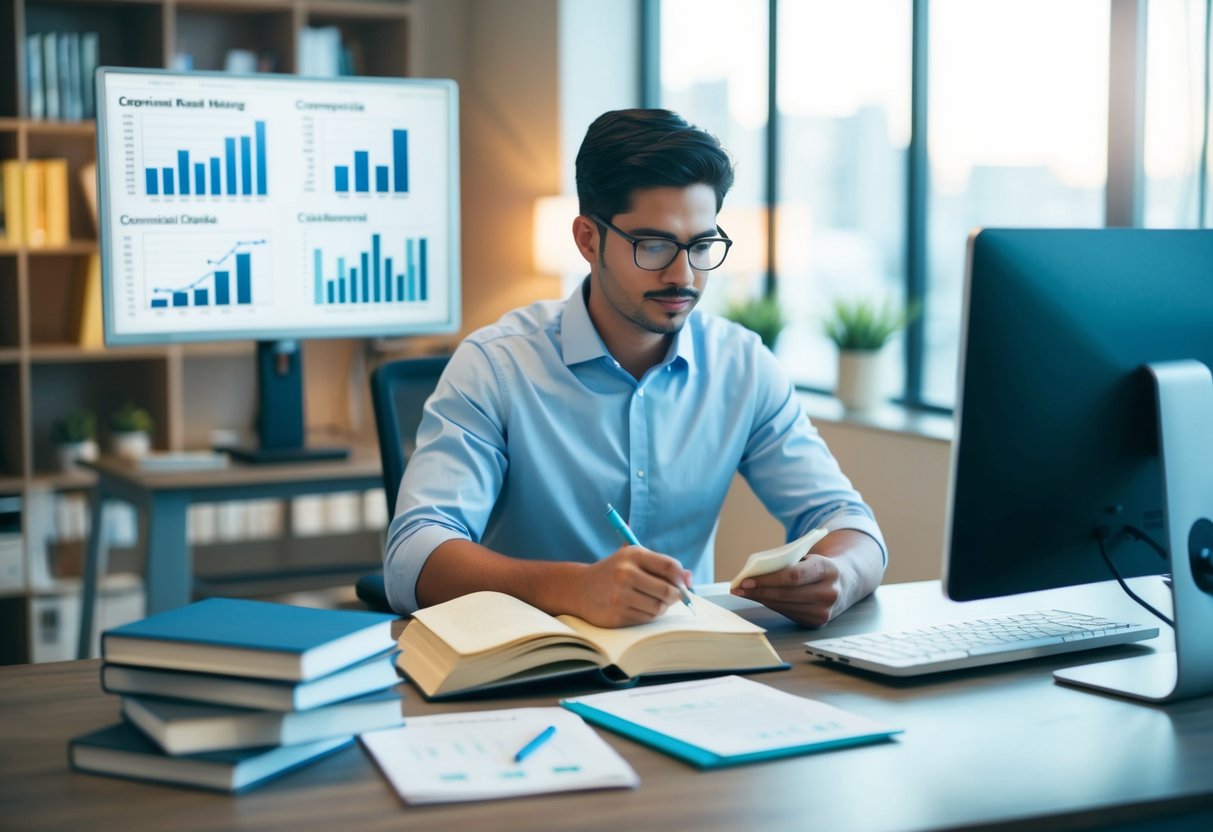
93 68 460 461
944 228 1213 602
95 68 460 345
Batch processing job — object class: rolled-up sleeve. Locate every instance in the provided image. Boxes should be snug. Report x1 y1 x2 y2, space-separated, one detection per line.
382 343 510 614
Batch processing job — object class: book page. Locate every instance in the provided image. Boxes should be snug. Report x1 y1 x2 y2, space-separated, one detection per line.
359 707 638 804
411 591 583 657
557 594 763 667
564 675 900 759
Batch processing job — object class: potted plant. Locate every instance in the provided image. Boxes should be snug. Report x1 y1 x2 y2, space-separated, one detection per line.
824 296 916 411
109 401 154 460
52 408 99 471
724 295 787 352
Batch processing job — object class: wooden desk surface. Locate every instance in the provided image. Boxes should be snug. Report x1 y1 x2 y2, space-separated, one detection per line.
3 580 1212 832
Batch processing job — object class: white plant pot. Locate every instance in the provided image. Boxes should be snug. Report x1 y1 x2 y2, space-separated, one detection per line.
836 349 886 412
111 430 152 460
56 439 99 472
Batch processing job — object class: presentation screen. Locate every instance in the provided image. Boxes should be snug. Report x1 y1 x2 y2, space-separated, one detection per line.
95 69 460 345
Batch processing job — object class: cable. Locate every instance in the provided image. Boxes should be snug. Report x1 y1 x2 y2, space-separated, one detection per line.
1096 532 1173 627
1120 524 1170 560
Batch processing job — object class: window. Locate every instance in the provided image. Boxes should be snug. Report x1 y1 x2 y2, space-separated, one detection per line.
651 0 1212 412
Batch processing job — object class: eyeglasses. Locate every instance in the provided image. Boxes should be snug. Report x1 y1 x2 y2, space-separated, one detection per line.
589 214 733 271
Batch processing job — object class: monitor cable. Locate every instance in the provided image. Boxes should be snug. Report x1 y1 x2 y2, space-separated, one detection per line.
1095 528 1174 627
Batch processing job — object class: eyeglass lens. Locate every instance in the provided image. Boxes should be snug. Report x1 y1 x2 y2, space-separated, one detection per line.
635 238 729 271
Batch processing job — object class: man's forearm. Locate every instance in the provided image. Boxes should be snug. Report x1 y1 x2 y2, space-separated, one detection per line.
415 538 586 614
812 528 885 611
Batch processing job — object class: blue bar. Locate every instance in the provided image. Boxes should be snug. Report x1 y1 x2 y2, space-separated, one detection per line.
145 169 158 195
193 288 208 306
151 298 168 308
406 238 415 301
338 277 346 304
396 272 404 303
354 151 369 192
360 250 370 303
209 158 221 195
225 138 237 195
240 136 252 195
236 252 251 304
255 121 267 195
372 234 382 302
177 150 190 195
335 166 349 192
215 271 230 305
172 292 188 307
385 256 393 302
419 238 428 300
349 267 357 303
327 281 335 304
393 130 409 192
314 249 323 305
341 256 353 303
194 162 205 195
162 168 175 196
375 165 389 193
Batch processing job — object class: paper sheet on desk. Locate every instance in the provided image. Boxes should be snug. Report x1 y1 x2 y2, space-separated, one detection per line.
359 706 638 804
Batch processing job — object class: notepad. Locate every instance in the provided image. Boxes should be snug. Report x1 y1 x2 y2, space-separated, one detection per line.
562 675 901 769
729 527 829 589
359 706 638 804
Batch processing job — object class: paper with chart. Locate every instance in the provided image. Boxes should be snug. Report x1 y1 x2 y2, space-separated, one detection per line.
359 707 638 804
564 675 900 759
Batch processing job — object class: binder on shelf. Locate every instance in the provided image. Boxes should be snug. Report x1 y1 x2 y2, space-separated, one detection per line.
42 32 59 120
21 161 46 247
76 253 103 347
59 32 82 121
42 158 70 245
80 33 100 119
0 160 23 245
26 35 44 119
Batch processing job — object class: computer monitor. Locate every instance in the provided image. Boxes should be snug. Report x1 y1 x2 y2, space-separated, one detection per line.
944 228 1213 702
94 68 460 462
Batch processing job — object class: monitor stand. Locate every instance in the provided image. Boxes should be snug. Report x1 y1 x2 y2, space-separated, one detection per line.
1054 360 1213 702
225 340 350 464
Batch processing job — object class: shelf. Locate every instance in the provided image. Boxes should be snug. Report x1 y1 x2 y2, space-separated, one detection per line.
24 241 96 256
20 119 95 137
0 349 20 363
0 476 25 493
28 344 169 362
29 469 96 492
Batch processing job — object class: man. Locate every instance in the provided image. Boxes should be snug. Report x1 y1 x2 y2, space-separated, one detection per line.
384 108 886 628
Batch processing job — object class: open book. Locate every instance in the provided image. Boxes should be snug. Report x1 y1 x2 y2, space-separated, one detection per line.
397 591 786 699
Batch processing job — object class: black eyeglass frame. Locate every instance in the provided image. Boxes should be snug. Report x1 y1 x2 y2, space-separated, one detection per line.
589 213 733 271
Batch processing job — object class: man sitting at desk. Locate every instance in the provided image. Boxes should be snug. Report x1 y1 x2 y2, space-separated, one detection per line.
384 108 886 628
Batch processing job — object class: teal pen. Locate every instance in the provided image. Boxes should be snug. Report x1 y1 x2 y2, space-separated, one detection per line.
603 503 695 612
514 725 556 763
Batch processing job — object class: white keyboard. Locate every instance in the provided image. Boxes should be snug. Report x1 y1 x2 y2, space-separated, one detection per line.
804 610 1159 677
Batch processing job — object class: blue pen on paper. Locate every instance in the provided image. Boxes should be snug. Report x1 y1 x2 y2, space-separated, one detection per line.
513 725 556 763
604 503 695 613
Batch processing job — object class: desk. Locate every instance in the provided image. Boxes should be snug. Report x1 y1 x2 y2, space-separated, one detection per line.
77 448 382 659
5 579 1212 831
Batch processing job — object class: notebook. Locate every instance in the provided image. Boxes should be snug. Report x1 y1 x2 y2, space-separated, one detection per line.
561 675 901 769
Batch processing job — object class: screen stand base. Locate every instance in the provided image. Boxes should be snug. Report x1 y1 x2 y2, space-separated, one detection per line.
224 340 350 465
1054 360 1213 702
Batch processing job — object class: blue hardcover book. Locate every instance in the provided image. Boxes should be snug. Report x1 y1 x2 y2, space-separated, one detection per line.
101 597 397 681
69 722 353 793
101 649 401 711
121 687 405 755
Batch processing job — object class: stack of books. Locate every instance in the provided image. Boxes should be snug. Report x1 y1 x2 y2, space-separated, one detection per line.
69 597 403 793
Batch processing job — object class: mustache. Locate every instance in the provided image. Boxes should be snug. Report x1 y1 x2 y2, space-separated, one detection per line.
645 288 700 301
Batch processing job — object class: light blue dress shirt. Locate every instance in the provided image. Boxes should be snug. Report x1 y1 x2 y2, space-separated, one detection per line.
384 282 886 614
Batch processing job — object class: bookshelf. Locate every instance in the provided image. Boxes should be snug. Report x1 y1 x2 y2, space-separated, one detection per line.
0 0 419 663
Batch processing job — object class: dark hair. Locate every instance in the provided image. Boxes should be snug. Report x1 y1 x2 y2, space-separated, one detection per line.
575 109 735 220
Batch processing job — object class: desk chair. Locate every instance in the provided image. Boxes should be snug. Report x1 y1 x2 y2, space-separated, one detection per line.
356 354 451 611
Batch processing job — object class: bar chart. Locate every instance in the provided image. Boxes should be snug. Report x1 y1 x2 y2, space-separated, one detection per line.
140 119 269 198
147 238 269 310
313 232 428 306
325 125 409 195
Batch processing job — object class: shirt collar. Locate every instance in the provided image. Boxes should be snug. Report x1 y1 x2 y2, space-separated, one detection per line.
560 277 696 373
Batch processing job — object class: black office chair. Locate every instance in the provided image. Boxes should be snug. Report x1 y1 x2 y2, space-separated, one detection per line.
356 354 452 611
